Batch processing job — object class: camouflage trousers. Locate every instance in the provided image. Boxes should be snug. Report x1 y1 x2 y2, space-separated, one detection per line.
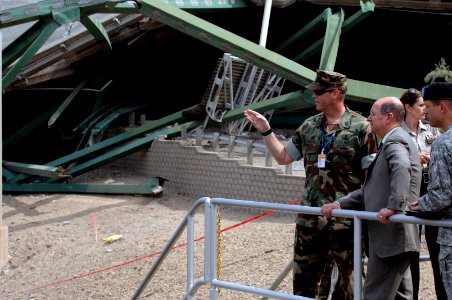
293 224 354 300
439 245 452 299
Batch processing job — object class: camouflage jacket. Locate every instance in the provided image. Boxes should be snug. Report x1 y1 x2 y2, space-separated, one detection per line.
285 107 377 229
418 126 452 246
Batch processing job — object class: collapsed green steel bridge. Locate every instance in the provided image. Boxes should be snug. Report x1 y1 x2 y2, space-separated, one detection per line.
1 0 451 194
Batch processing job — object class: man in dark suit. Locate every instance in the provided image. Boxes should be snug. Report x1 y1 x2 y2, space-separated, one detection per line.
321 96 422 300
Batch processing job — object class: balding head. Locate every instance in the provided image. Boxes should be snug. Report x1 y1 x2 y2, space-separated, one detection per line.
368 97 405 138
377 97 405 122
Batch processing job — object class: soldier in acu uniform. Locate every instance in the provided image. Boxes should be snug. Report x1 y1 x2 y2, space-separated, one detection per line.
411 82 452 299
244 69 377 299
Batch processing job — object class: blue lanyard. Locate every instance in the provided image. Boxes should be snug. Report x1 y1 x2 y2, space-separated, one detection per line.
321 131 336 154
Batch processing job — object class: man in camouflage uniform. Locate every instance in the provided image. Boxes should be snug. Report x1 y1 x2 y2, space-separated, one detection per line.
244 70 377 299
411 82 452 299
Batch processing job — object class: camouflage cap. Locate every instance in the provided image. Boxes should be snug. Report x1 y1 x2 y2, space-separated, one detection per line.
421 82 452 100
306 69 347 90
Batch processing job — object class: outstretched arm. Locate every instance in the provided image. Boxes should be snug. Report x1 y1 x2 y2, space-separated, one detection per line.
244 109 294 165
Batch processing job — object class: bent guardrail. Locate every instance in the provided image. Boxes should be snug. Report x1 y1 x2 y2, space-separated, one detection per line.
131 197 452 300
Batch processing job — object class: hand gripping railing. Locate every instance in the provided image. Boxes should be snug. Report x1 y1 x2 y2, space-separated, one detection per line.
131 197 452 300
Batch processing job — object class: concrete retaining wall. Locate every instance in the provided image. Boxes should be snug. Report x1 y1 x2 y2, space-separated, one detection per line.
114 137 305 205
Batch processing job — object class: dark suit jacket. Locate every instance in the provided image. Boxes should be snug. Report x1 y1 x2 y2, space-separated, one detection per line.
338 126 422 258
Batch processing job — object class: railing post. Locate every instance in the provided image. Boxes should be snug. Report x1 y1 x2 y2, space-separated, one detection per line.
353 216 363 299
187 212 195 292
205 199 219 299
134 197 451 300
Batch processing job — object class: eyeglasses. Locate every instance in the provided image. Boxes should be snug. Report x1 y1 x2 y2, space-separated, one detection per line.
369 110 377 116
313 88 336 96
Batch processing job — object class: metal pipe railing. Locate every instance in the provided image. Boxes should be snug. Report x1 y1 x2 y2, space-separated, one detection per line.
131 197 452 300
130 197 208 300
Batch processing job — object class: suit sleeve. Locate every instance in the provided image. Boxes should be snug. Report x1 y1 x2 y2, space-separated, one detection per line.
338 187 364 210
385 142 412 211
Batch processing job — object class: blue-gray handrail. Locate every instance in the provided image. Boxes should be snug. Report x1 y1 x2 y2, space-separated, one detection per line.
131 197 452 300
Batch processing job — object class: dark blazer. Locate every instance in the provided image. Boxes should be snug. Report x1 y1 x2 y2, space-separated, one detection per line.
339 126 422 258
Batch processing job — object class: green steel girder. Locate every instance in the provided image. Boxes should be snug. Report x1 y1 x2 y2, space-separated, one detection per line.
3 177 166 195
292 11 342 66
0 0 128 28
46 120 202 182
52 5 80 25
91 104 146 135
20 91 345 197
75 102 147 150
341 0 375 35
136 0 402 103
7 107 197 183
3 160 67 178
292 1 374 63
2 0 404 188
47 107 196 168
262 1 374 74
2 19 60 89
318 9 344 71
74 102 123 133
138 0 316 88
89 79 113 113
72 79 114 148
2 85 402 186
0 0 247 29
80 15 112 53
1 0 249 92
346 79 405 104
71 79 113 136
1 4 85 88
1 19 52 69
3 79 113 155
1 0 406 195
275 8 332 53
2 168 18 183
48 79 89 128
287 10 342 66
4 90 312 185
75 105 123 150
154 0 249 10
2 14 143 91
0 0 381 100
1 1 126 91
221 90 310 123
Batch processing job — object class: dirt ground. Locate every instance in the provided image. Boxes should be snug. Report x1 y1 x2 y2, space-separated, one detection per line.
1 167 439 300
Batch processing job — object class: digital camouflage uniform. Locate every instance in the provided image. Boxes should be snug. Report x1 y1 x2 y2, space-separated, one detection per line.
418 125 452 299
285 99 377 298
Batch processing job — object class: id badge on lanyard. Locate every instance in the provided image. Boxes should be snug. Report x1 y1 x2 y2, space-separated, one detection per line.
318 152 327 168
318 131 335 169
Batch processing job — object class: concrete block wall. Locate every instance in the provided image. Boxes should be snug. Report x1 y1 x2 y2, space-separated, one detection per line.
115 138 305 206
